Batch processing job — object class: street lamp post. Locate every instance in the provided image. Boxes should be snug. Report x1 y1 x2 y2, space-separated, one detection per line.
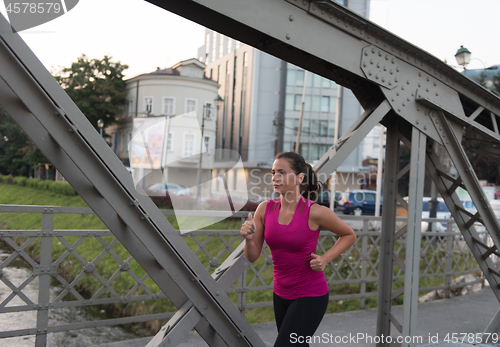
455 45 471 70
196 96 224 207
97 118 104 137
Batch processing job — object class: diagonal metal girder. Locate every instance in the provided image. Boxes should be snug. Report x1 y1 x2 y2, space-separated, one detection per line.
147 242 249 347
0 14 264 347
313 99 391 180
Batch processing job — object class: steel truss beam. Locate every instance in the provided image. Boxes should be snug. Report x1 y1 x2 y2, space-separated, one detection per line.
0 14 263 347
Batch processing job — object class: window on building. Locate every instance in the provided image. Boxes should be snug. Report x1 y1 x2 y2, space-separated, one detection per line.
227 39 233 54
293 142 309 160
183 133 195 157
162 97 175 116
128 100 134 117
284 118 295 136
296 70 305 87
302 118 310 136
310 144 329 161
311 120 328 137
287 69 296 86
166 132 173 151
186 99 197 114
313 74 322 88
203 135 211 154
321 96 330 113
294 94 302 111
285 94 294 111
188 67 198 78
144 97 153 116
312 96 321 112
217 65 220 83
210 68 213 79
204 102 214 119
328 120 336 138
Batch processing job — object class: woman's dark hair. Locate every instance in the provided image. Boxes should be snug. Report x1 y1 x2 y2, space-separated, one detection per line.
276 151 321 201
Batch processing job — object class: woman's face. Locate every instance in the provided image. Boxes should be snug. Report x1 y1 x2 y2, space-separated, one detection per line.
271 158 304 197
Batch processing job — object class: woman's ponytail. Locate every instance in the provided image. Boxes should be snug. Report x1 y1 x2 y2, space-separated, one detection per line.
301 163 321 201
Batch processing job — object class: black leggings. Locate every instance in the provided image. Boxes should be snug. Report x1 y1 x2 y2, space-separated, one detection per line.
273 292 329 347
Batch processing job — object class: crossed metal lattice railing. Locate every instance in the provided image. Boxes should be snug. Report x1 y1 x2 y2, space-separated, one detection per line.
0 205 488 344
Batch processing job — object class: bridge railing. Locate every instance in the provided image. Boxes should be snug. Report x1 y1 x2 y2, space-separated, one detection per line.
0 205 486 345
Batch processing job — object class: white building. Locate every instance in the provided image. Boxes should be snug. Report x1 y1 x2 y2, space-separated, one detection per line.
112 58 220 191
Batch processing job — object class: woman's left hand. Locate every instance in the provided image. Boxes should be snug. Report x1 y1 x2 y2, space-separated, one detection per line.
310 253 327 272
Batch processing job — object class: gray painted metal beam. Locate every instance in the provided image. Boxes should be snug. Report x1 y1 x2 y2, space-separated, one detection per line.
401 127 426 347
376 118 400 345
313 99 391 181
0 14 264 347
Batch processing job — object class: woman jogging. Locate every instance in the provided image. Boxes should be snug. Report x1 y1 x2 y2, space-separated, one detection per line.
240 151 356 347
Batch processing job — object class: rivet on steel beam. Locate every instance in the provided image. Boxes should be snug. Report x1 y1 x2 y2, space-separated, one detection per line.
389 81 392 86
418 72 422 77
427 77 430 82
416 120 419 124
398 108 401 112
289 15 294 21
402 103 405 107
370 59 374 65
368 71 372 76
390 70 393 75
385 55 389 60
302 0 307 5
396 67 400 72
391 98 394 102
383 66 387 71
382 78 385 82
401 86 404 90
426 88 429 92
378 51 382 57
417 107 420 111
436 92 439 96
329 14 333 19
396 92 399 96
376 63 380 68
286 34 291 40
363 62 367 67
424 126 427 130
312 5 316 10
371 47 376 54
364 51 368 56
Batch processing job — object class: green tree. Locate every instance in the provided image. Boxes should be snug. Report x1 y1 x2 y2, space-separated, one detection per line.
55 54 129 136
0 107 48 176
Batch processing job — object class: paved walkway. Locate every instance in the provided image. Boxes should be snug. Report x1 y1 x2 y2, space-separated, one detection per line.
96 287 499 347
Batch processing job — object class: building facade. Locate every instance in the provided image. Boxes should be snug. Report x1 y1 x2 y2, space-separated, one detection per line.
197 0 374 201
111 58 220 192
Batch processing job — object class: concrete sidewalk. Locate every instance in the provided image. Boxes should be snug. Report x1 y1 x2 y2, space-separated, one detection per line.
96 287 499 347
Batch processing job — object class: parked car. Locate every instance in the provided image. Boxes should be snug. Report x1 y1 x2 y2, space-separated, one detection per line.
146 183 193 197
341 190 382 216
316 189 342 208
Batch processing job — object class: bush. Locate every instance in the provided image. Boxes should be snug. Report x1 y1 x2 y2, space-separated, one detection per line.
13 176 27 187
0 175 76 197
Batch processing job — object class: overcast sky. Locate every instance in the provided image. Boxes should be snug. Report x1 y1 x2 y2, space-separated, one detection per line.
0 0 498 79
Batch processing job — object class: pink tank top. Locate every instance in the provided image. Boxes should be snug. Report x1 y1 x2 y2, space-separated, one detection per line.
264 196 329 300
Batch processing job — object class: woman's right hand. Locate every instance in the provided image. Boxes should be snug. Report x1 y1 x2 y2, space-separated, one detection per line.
240 213 256 240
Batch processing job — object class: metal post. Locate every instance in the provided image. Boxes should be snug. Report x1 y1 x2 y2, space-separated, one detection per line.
444 221 453 299
35 212 53 347
360 219 368 310
197 107 207 206
294 71 308 153
401 127 426 347
376 120 399 345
